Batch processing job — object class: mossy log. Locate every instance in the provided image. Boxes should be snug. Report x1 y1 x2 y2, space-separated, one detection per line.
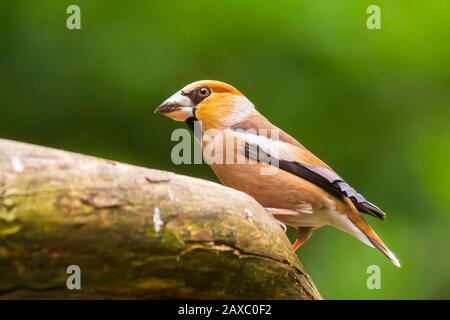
0 138 321 299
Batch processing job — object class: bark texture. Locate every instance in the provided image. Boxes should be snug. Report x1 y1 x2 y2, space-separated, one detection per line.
0 139 321 299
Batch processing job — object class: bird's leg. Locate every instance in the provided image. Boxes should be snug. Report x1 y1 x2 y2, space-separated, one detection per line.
264 208 314 250
292 227 314 251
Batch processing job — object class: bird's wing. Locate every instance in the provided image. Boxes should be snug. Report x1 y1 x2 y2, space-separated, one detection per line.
231 116 386 220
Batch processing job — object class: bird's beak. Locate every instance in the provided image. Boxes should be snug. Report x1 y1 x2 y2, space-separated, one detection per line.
154 90 194 122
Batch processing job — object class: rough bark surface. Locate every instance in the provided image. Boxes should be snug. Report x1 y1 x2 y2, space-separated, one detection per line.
0 139 321 299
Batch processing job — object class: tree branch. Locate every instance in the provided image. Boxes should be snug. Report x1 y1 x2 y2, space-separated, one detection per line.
0 139 321 299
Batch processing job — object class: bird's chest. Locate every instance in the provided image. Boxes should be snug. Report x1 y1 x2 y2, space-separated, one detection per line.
201 133 336 215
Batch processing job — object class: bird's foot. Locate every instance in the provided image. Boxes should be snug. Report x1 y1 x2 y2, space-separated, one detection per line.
264 207 298 232
274 219 287 232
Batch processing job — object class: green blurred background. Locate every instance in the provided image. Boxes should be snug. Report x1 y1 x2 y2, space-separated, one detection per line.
1 0 449 299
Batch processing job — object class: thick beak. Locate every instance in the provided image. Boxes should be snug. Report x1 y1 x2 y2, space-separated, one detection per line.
154 90 194 121
154 102 182 114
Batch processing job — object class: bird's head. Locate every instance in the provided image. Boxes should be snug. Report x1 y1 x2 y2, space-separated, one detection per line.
155 80 257 130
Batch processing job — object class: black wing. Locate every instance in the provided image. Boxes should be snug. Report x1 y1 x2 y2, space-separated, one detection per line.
244 143 386 220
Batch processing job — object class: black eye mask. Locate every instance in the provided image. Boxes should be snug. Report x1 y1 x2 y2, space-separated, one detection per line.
181 86 211 106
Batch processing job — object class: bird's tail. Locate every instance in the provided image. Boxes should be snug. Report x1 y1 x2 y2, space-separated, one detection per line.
343 197 401 268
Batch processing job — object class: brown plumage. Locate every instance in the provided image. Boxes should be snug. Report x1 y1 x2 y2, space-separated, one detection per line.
155 80 400 267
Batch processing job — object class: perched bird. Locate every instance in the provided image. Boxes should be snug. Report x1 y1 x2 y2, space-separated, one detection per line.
155 80 400 267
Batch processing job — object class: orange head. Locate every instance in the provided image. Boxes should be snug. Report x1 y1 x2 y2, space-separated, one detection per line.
155 80 257 130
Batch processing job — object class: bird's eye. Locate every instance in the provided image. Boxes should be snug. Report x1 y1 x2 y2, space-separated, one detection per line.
198 86 211 98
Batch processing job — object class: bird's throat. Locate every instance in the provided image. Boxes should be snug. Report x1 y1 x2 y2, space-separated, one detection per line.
185 117 196 132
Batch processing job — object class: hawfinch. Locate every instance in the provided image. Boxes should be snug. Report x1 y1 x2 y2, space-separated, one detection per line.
155 80 400 267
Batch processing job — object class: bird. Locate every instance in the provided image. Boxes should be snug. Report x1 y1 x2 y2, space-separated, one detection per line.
154 80 400 267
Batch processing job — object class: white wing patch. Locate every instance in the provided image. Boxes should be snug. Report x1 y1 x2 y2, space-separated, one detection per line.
238 131 297 162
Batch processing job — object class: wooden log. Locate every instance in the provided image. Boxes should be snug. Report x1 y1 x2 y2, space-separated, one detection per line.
0 139 321 299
